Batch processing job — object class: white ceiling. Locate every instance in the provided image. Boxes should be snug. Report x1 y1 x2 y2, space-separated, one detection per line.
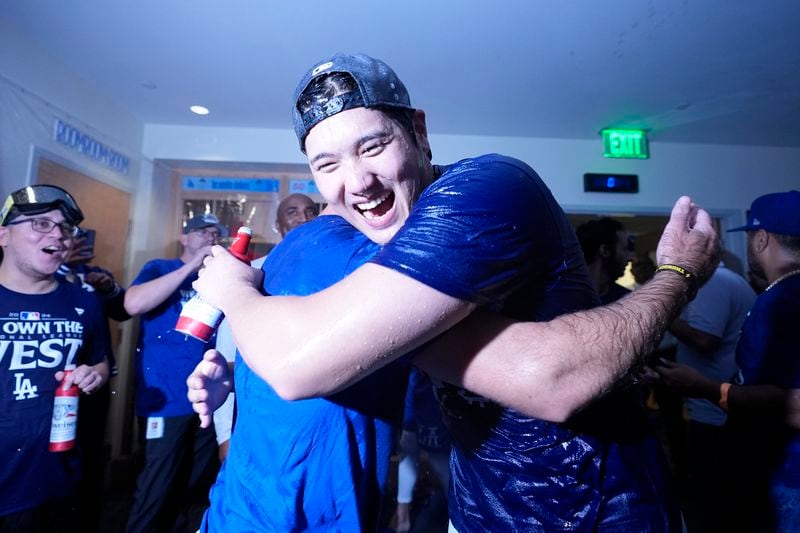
3 0 800 147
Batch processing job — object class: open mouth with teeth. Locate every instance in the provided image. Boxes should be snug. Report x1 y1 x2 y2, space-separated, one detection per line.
42 244 64 255
355 191 395 221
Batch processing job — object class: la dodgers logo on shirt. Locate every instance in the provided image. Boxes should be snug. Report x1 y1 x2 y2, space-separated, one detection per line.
2 314 85 401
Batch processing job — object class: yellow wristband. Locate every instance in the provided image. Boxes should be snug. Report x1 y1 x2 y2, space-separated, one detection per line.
719 382 732 411
656 263 695 281
656 263 698 299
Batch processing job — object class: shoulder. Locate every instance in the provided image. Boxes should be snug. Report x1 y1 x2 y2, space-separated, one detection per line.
55 281 104 312
264 215 378 295
432 154 542 190
268 215 374 261
135 258 181 278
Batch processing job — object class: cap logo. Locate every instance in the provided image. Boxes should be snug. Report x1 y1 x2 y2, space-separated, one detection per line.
753 218 760 226
311 61 334 77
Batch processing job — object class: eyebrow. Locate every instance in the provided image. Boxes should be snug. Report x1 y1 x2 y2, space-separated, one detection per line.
309 131 391 165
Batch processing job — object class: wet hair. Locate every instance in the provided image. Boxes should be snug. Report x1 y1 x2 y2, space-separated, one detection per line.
298 71 430 158
575 218 625 264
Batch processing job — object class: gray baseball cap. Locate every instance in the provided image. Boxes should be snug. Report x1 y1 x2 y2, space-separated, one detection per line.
292 53 413 152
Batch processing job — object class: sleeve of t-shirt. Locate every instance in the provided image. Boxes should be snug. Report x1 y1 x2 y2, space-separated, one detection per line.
131 260 165 287
369 155 559 306
684 273 729 337
82 292 112 367
741 294 800 388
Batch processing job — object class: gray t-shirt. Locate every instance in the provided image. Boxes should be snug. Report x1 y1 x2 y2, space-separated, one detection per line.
676 265 756 425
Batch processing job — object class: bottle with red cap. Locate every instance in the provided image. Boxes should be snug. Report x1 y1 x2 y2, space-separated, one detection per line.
175 226 252 342
49 365 79 452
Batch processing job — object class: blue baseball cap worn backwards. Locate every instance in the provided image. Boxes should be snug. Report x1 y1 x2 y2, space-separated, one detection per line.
728 190 800 236
292 53 413 152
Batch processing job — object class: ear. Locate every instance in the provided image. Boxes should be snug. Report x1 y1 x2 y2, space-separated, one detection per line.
752 229 769 254
179 233 189 248
412 109 432 160
0 226 9 247
598 243 611 258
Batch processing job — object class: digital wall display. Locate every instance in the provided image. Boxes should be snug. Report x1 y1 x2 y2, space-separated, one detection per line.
584 173 639 193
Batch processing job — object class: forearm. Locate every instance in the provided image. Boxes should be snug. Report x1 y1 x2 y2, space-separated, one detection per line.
669 374 799 427
124 263 193 315
219 264 473 400
416 271 690 422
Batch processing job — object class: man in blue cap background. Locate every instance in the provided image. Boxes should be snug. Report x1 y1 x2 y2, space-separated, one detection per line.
123 213 227 533
659 190 800 531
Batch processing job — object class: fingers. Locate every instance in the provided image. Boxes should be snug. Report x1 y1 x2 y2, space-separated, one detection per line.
68 365 103 394
186 384 209 403
190 397 212 428
666 196 692 230
694 207 712 232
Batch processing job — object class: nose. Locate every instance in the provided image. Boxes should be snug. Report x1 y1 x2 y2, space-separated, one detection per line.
344 160 379 195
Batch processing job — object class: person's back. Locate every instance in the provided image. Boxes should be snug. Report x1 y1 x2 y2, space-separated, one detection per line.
373 154 676 531
202 215 409 532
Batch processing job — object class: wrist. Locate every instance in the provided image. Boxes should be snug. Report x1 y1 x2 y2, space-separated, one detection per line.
655 263 698 300
719 382 732 410
218 281 260 315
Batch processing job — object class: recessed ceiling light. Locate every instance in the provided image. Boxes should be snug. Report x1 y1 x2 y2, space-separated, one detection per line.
190 105 210 116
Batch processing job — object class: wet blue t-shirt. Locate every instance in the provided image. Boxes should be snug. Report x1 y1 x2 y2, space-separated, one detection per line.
0 282 109 516
371 154 677 532
732 274 800 489
132 259 215 417
202 215 409 532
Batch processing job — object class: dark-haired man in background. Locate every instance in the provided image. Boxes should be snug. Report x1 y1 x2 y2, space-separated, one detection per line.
576 217 635 304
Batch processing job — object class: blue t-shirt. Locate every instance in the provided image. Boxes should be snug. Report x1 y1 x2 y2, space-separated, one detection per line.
403 367 450 453
0 282 109 516
732 274 800 488
371 154 677 532
132 258 214 417
202 215 409 532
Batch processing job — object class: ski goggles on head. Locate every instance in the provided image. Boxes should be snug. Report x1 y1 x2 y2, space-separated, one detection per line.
0 185 84 227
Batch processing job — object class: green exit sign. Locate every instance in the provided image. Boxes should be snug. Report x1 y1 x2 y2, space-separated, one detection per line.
601 129 649 159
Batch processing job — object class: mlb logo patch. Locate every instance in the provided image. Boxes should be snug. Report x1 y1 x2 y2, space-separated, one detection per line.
20 312 41 320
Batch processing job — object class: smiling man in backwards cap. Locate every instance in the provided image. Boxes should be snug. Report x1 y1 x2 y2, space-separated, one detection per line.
0 184 110 532
190 53 718 531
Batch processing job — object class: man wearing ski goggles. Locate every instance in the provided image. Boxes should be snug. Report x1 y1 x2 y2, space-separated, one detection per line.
0 183 109 531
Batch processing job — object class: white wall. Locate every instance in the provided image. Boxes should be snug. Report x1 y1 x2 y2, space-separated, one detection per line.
0 20 162 282
144 124 800 213
144 122 800 260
